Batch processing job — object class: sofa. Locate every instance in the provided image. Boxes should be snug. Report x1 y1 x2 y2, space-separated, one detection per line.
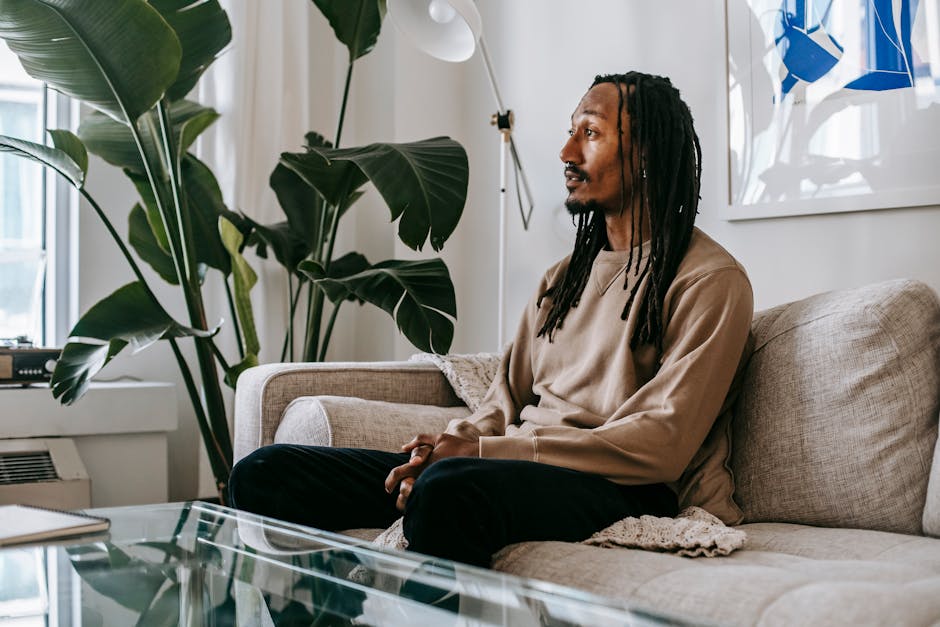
234 278 940 625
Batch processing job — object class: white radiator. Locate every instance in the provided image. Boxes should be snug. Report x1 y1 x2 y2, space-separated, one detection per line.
0 438 90 509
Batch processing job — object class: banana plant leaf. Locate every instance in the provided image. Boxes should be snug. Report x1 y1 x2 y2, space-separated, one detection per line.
269 163 324 246
298 252 369 305
301 258 455 354
0 133 86 188
150 0 231 102
129 203 178 284
313 0 386 61
182 153 239 273
0 0 181 123
79 100 219 173
241 217 309 274
52 281 216 404
125 153 233 278
48 129 88 179
280 137 467 252
219 217 260 357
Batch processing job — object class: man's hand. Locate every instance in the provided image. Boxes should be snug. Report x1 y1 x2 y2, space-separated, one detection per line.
384 433 479 512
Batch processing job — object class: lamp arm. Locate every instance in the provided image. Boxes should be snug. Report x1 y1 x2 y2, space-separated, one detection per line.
478 36 535 230
478 36 507 114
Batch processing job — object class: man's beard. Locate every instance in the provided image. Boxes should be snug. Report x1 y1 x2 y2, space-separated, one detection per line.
565 198 606 216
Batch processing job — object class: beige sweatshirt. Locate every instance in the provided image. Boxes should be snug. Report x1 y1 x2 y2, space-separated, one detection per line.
446 227 753 497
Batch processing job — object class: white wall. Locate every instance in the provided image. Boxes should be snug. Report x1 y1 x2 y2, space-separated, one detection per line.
362 0 940 358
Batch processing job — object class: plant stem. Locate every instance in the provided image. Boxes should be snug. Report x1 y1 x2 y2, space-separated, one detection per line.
224 278 245 360
301 61 356 363
209 340 231 372
302 279 319 361
281 275 303 362
334 62 354 149
169 338 229 487
317 302 342 361
153 103 233 496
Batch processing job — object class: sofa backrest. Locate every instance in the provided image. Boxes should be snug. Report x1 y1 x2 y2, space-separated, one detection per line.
731 279 940 536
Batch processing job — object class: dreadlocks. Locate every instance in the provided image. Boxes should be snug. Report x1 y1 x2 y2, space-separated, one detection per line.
536 72 702 352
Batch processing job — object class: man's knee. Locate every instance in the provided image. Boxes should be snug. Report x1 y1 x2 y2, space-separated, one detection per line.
228 444 291 511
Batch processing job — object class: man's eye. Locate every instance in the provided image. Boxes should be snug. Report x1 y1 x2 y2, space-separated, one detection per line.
567 129 575 136
585 129 596 137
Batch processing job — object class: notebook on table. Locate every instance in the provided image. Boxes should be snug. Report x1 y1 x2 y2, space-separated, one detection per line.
0 504 110 546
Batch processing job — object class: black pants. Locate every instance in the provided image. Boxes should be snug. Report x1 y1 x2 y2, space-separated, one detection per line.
228 444 677 567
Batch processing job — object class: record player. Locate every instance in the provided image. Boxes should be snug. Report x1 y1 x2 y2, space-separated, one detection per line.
0 337 61 385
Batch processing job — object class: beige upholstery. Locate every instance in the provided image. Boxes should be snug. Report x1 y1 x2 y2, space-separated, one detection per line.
233 279 940 625
732 279 940 535
233 361 461 462
276 396 469 451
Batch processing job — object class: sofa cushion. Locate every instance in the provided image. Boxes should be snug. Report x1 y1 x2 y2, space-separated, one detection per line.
275 396 470 452
731 279 940 535
493 524 940 626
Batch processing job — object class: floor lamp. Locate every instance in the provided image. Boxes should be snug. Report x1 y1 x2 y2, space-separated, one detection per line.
388 0 535 349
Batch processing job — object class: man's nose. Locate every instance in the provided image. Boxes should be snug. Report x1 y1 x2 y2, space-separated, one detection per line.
559 135 579 164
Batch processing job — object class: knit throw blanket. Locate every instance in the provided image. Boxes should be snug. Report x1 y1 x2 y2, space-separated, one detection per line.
401 351 747 558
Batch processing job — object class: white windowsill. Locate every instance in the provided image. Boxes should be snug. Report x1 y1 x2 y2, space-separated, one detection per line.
0 381 177 438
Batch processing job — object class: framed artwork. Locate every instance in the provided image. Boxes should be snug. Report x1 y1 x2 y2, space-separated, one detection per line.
725 0 940 220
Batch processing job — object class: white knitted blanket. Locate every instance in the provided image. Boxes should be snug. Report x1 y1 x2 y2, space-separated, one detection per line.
404 351 747 557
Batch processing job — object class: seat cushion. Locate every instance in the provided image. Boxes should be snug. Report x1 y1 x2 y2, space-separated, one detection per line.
731 279 940 535
493 525 940 626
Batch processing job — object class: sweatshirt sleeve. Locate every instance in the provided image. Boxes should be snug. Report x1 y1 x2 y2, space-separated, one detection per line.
443 272 547 441
476 266 753 484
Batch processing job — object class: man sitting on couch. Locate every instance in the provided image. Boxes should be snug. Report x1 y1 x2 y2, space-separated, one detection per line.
229 71 753 568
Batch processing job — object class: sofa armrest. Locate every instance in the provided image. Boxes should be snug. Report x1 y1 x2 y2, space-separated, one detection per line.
233 361 463 462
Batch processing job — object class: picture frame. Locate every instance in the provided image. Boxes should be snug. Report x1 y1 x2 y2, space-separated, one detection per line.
724 0 940 220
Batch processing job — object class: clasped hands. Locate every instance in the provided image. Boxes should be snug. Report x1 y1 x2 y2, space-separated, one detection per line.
384 432 479 512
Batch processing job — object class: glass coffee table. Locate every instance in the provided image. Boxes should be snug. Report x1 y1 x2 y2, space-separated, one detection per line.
0 501 695 626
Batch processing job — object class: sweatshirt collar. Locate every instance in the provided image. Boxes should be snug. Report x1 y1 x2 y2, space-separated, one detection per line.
592 241 649 296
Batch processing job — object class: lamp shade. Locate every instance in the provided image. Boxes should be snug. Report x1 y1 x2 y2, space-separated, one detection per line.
388 0 482 63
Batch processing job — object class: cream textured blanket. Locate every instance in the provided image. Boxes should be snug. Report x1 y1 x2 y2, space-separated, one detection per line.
404 351 747 557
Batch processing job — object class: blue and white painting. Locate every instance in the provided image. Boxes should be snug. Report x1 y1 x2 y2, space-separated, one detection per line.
775 0 924 99
726 0 940 218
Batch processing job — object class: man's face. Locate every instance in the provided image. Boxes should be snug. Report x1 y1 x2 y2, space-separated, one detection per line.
560 82 633 214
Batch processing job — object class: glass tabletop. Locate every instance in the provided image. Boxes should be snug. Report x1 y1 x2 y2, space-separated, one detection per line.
0 501 696 626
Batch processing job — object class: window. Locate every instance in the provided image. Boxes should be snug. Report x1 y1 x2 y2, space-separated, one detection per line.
0 44 74 347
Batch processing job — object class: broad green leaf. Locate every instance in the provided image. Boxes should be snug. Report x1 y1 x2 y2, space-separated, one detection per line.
48 129 88 180
126 170 172 255
283 137 468 252
312 0 386 61
311 258 456 353
299 252 368 304
129 203 178 284
150 0 231 101
279 149 367 208
0 134 84 188
0 0 181 122
51 281 215 404
242 217 309 274
269 163 323 246
182 154 233 274
219 217 259 356
79 100 219 173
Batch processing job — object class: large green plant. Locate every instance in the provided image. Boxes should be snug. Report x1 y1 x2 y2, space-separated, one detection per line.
0 0 249 501
247 0 469 361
